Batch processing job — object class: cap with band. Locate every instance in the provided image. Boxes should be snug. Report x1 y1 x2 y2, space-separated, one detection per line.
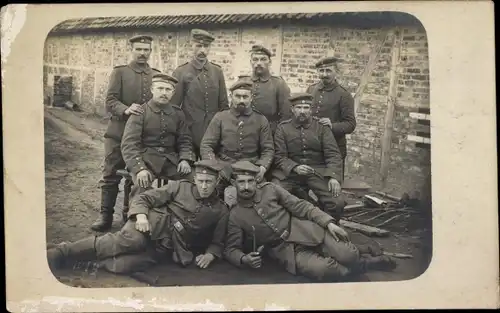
194 159 224 176
229 78 254 92
315 56 340 69
231 160 261 177
152 73 178 86
129 35 153 44
191 29 215 44
289 93 314 106
250 45 272 58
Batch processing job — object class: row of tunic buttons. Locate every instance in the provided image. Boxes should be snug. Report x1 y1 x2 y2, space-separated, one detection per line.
159 112 167 145
142 75 149 102
256 207 280 233
315 92 324 114
238 120 244 149
136 157 145 170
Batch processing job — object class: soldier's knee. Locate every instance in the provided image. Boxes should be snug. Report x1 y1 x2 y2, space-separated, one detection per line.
300 259 351 281
337 242 361 266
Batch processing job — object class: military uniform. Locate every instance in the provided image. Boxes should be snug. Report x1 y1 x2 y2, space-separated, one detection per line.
121 81 196 207
170 29 229 158
306 57 356 181
95 34 161 231
240 45 292 134
272 94 345 221
224 161 361 281
47 160 229 274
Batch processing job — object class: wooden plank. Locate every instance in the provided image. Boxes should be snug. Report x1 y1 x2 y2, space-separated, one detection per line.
344 202 365 211
379 28 403 187
383 251 413 259
339 219 390 237
353 30 389 112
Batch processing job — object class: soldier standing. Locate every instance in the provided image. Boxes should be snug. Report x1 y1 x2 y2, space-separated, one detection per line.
306 57 356 183
92 35 160 232
224 161 396 282
47 160 229 274
272 93 346 222
170 29 229 160
121 73 195 212
200 78 274 203
238 45 292 134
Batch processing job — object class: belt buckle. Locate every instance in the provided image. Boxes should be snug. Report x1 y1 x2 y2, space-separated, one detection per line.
174 221 184 232
157 147 165 153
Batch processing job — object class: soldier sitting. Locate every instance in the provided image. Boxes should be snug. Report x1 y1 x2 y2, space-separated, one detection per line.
199 77 274 204
121 73 196 220
47 160 229 274
224 161 396 282
272 93 346 222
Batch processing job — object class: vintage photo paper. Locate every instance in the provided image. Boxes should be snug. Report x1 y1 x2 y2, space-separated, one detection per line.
3 1 498 311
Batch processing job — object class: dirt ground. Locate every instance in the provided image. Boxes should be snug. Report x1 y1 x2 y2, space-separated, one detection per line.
44 106 432 288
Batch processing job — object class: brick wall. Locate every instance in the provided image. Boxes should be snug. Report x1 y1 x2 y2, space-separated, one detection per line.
43 22 431 197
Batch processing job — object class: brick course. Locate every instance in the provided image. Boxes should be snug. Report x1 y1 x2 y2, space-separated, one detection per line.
43 22 431 197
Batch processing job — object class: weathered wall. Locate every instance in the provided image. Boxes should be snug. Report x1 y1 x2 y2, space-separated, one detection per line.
43 21 431 197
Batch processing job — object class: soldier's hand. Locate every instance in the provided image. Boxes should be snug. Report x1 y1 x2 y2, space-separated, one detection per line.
135 214 151 233
256 166 267 183
318 117 332 129
195 253 215 269
125 103 144 116
177 160 192 175
328 178 341 197
242 252 262 268
327 222 350 242
294 165 315 176
137 170 153 188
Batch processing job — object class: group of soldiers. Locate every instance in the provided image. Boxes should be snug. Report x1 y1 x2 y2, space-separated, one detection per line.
47 29 396 283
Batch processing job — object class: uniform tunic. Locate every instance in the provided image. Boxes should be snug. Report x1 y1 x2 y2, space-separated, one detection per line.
272 117 345 219
306 80 356 159
239 73 292 133
121 99 195 204
200 107 274 171
99 61 160 207
224 183 360 281
95 180 229 273
171 60 229 152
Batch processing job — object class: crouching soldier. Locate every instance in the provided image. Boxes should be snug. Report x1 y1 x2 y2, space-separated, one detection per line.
224 161 396 282
272 93 346 221
47 160 229 274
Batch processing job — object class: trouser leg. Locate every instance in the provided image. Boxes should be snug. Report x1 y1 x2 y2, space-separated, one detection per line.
294 245 352 281
307 175 346 221
93 138 125 231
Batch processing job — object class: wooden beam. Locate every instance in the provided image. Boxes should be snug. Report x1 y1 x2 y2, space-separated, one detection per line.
353 30 389 112
379 28 403 187
339 219 390 237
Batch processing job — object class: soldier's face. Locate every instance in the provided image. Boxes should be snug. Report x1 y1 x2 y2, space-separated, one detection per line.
192 42 211 62
292 104 312 123
231 89 252 112
194 173 217 198
251 53 271 74
151 81 175 104
131 42 152 64
234 174 257 199
317 66 337 83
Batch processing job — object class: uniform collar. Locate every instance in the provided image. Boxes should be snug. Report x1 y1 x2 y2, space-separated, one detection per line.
128 60 152 74
230 106 253 117
147 99 174 114
292 117 312 129
319 79 338 91
191 58 209 71
251 71 271 82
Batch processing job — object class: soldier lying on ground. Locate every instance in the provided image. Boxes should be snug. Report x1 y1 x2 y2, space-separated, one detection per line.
121 73 196 221
224 160 396 282
272 93 346 222
47 160 229 275
200 77 274 203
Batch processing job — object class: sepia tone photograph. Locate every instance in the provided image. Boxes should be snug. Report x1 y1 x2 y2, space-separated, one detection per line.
43 11 433 288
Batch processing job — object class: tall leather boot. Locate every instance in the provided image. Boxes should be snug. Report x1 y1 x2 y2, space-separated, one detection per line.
91 186 119 232
356 255 397 273
47 236 97 272
122 179 133 223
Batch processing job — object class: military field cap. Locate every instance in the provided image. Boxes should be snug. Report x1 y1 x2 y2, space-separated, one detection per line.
289 93 314 106
129 35 153 44
191 29 215 44
315 56 340 69
229 78 254 92
152 73 178 86
250 45 272 58
231 160 261 177
194 159 224 176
